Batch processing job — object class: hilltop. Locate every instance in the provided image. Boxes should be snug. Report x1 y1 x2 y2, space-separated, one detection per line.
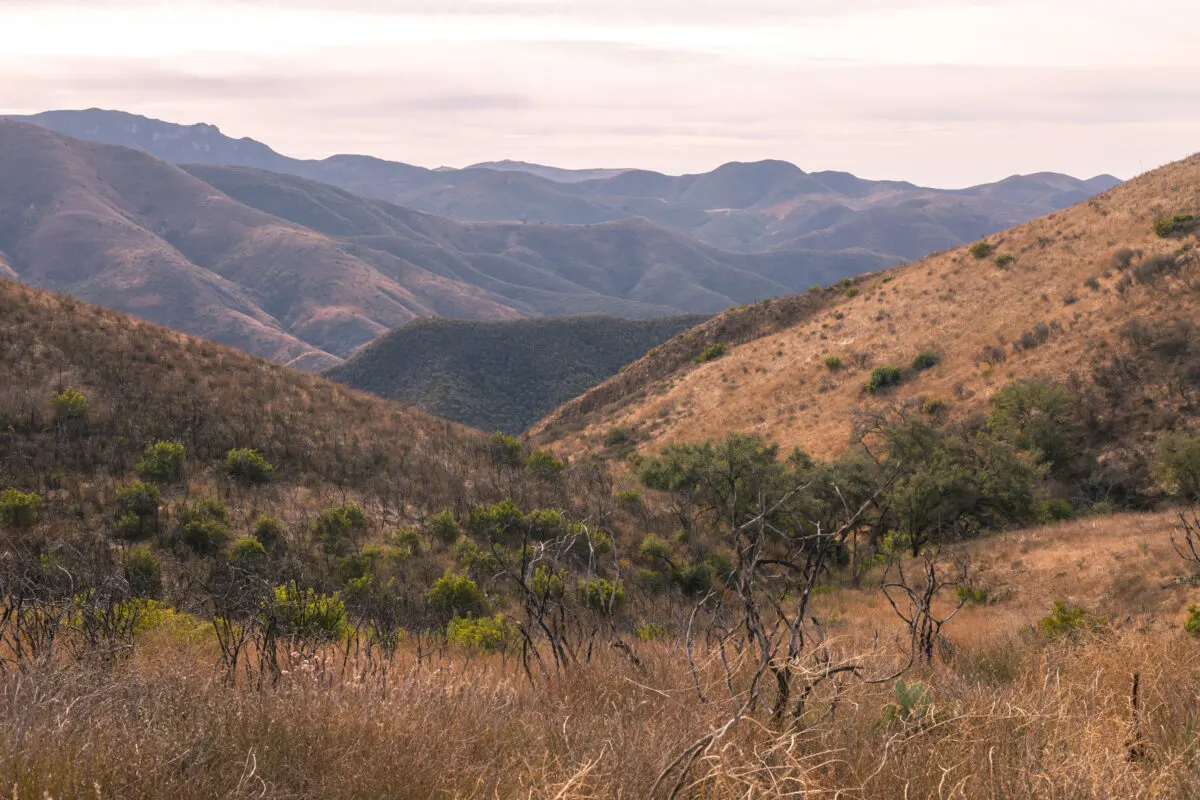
325 314 707 433
12 109 1118 260
533 151 1200 470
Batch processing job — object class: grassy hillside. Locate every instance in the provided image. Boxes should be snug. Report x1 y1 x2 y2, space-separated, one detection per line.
536 151 1200 471
325 314 708 433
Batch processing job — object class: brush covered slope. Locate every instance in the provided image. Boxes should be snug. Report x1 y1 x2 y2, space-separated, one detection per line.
324 313 708 433
534 151 1200 469
14 109 1118 260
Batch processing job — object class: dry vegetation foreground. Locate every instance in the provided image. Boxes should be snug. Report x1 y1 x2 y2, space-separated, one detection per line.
5 511 1200 799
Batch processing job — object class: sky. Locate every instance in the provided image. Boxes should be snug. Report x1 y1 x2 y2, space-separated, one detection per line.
1 0 1198 186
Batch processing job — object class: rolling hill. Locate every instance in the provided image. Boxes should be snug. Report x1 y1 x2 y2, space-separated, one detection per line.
324 314 707 433
10 109 1119 261
0 120 882 369
531 151 1200 469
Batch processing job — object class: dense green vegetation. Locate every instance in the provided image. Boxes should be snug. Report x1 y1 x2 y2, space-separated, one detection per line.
326 314 707 433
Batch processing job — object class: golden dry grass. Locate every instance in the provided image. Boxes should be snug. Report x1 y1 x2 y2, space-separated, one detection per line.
6 511 1200 799
543 153 1200 460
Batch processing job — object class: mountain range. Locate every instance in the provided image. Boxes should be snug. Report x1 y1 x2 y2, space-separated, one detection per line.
9 109 1119 259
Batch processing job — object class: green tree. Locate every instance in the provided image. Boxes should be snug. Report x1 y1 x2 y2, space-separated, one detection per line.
1154 431 1200 500
0 489 41 530
225 448 275 485
425 573 488 619
987 380 1083 478
137 440 185 484
312 503 368 557
50 387 88 423
123 546 163 598
115 481 162 539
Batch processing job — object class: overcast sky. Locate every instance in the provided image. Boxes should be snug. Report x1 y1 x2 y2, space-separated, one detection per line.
2 0 1198 186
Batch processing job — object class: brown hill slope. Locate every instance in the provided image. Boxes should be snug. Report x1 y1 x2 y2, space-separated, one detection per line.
0 120 519 368
532 152 1200 458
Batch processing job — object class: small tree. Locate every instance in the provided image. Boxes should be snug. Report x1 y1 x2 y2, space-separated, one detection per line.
225 448 275 485
0 489 41 529
176 498 230 555
969 241 995 260
427 510 460 546
50 387 88 423
426 572 488 620
488 432 524 468
312 502 369 557
253 515 286 550
230 536 268 569
115 481 162 539
525 449 565 479
1154 431 1200 501
124 546 163 598
137 440 185 484
866 366 903 394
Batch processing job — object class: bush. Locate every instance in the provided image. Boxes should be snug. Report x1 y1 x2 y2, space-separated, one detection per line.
955 585 989 606
447 614 517 652
266 582 347 641
577 578 625 613
969 241 995 260
123 546 162 598
1037 498 1076 524
911 351 940 371
137 440 185 484
1153 214 1197 238
604 428 634 449
426 573 488 619
636 622 669 640
694 343 728 364
225 448 274 485
616 489 645 512
427 510 460 546
115 481 162 539
994 253 1016 268
883 679 932 726
312 502 368 557
176 498 230 555
1154 431 1200 500
866 366 903 394
1132 253 1180 285
230 536 267 568
0 488 41 530
638 534 671 561
1038 601 1092 640
843 287 860 298
466 499 525 541
488 431 524 467
253 516 285 549
672 563 713 595
1186 606 1200 637
50 387 88 423
824 356 843 371
525 449 565 479
392 528 422 557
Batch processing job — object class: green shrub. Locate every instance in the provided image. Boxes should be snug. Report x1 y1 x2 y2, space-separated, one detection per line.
921 398 947 416
392 528 422 557
840 277 853 288
312 502 368 557
955 585 988 606
866 366 903 394
230 536 267 568
911 351 941 371
843 287 860 298
1153 214 1197 238
1186 606 1200 637
1037 498 1077 524
824 356 843 371
266 582 347 641
123 546 163 598
115 481 161 539
466 499 525 541
427 510 460 546
253 516 285 549
426 573 488 619
137 440 185 484
1038 601 1092 640
636 622 669 640
694 343 728 364
994 253 1016 268
604 428 634 449
0 489 41 530
638 534 671 561
672 563 713 595
176 498 229 555
529 566 565 600
577 578 625 613
50 387 88 423
616 489 645 512
969 241 995 260
525 449 565 479
883 679 932 726
1154 431 1200 500
488 431 524 467
225 448 274 484
447 614 517 652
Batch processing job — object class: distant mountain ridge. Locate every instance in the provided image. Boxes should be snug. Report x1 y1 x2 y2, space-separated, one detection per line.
325 314 709 433
7 109 1120 261
0 120 880 370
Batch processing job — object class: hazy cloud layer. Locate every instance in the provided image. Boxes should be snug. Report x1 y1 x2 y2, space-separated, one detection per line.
1 1 1198 184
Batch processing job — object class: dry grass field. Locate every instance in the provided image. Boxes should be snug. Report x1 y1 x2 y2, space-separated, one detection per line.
5 511 1200 799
